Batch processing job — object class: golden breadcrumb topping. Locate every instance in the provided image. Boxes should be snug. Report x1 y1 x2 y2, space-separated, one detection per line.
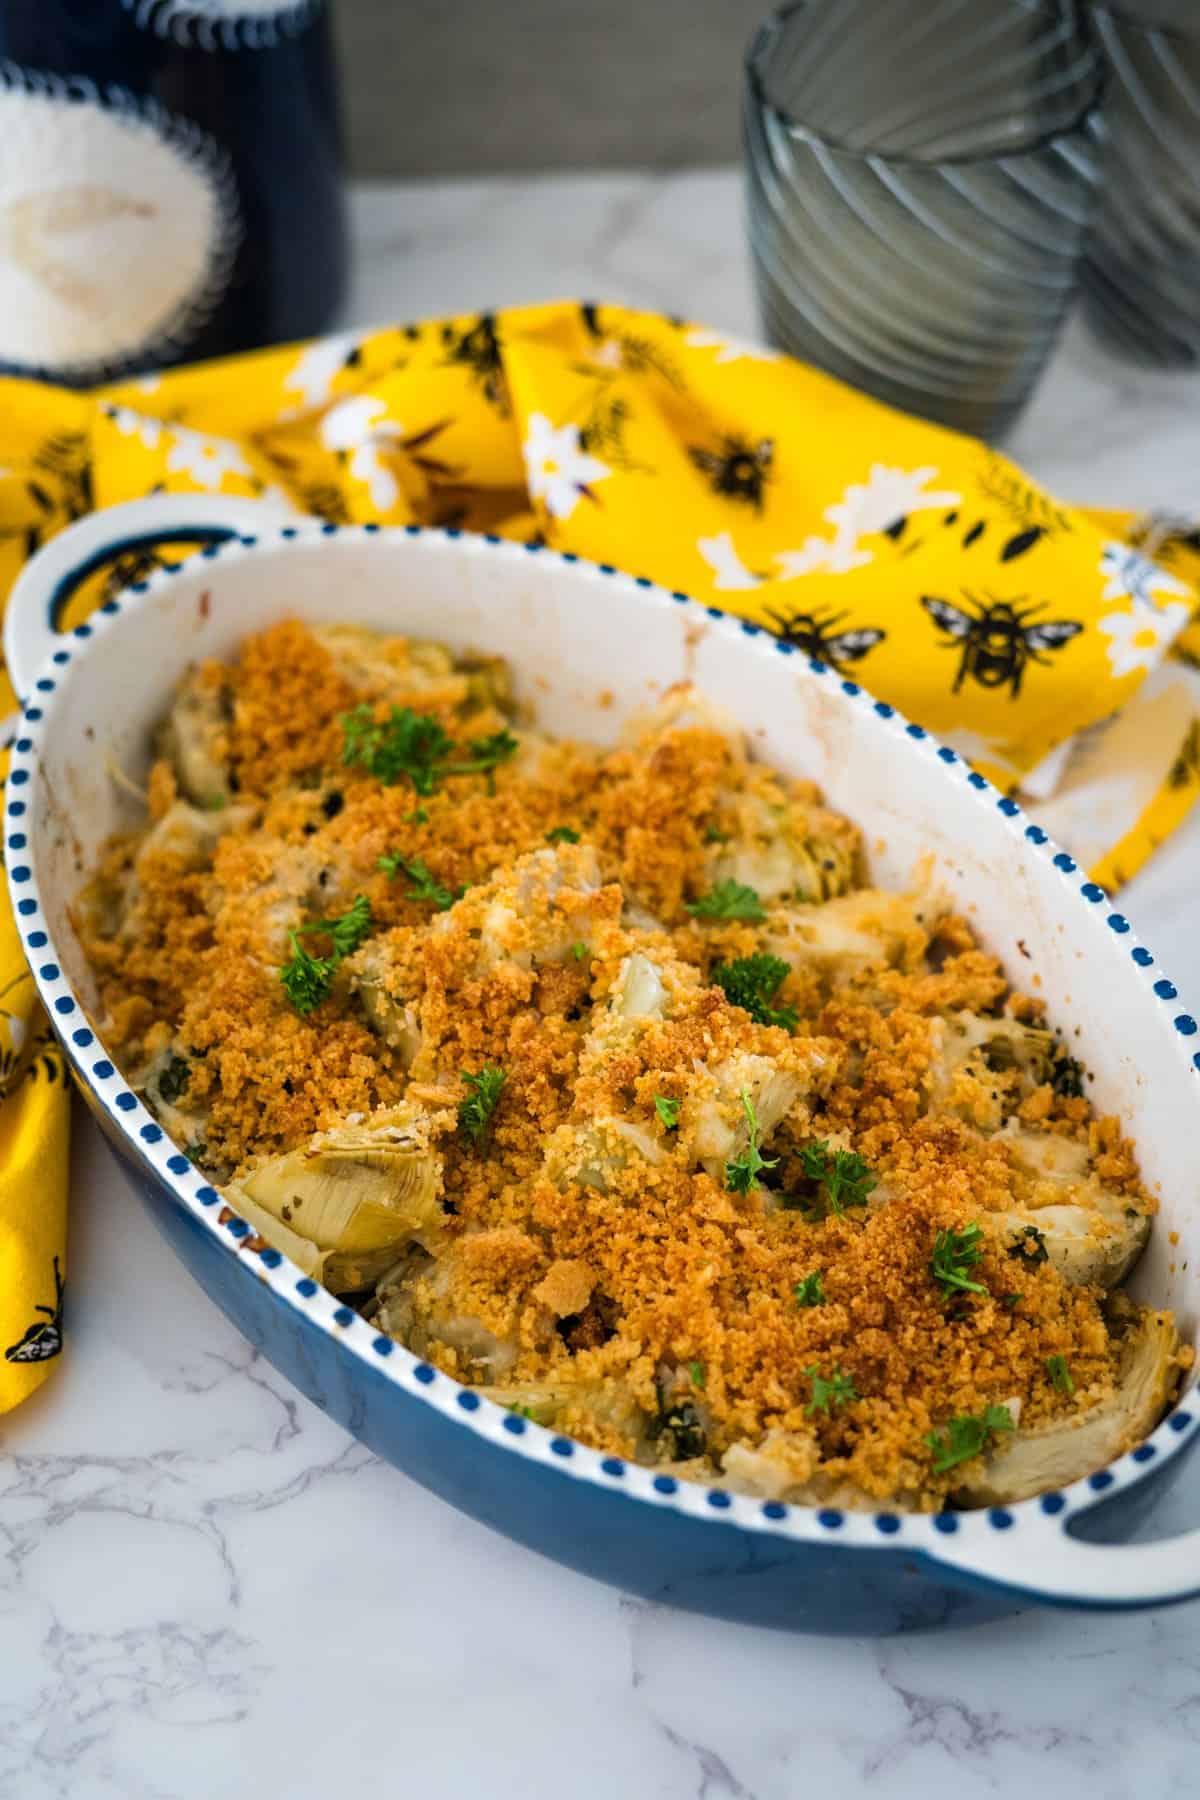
78 621 1186 1510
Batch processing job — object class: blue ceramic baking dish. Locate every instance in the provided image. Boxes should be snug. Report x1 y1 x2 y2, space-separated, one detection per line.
7 496 1200 1633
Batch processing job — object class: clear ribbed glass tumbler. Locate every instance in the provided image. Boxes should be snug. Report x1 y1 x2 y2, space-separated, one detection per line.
1082 3 1200 366
744 0 1108 440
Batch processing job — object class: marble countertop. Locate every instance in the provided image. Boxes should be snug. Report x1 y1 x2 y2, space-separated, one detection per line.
5 172 1200 1800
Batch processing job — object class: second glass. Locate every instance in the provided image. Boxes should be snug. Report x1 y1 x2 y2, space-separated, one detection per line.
744 0 1107 440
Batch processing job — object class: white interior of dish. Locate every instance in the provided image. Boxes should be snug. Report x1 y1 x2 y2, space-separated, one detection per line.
30 528 1200 1351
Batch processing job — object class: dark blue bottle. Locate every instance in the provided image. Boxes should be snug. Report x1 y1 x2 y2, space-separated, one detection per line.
0 0 346 383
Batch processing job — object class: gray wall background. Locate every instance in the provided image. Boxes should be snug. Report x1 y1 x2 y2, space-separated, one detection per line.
332 1 767 177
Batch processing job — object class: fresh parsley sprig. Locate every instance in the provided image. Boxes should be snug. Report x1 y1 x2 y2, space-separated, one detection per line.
926 1404 1014 1474
805 1364 858 1417
724 1087 778 1194
686 879 766 922
799 1142 877 1216
280 942 338 1015
712 953 797 1030
378 850 460 910
794 1270 825 1308
280 894 373 1014
458 1065 507 1146
1046 1354 1074 1396
341 704 518 794
447 728 520 781
930 1222 987 1298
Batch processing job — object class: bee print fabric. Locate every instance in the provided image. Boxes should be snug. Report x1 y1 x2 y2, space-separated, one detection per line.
0 300 1197 1408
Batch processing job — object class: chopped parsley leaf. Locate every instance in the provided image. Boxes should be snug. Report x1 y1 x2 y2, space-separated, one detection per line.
458 1065 507 1146
930 1222 987 1298
280 939 339 1014
799 1142 877 1215
655 1094 681 1129
341 703 453 793
926 1405 1014 1474
712 953 797 1030
280 895 374 1013
1051 1053 1085 1098
378 850 458 910
571 942 590 962
657 1400 706 1460
689 1360 706 1390
156 1054 191 1104
546 826 580 844
341 706 518 794
724 1087 778 1193
1007 1224 1049 1266
686 879 766 922
794 1270 825 1308
1046 1354 1074 1395
805 1365 858 1417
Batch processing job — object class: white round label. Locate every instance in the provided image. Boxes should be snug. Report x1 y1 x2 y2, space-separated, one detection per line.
0 76 240 380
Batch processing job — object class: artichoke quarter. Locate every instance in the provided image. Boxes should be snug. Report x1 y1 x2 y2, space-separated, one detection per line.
956 1299 1185 1506
229 1104 445 1292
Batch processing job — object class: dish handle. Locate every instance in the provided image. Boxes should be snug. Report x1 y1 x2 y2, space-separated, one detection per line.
3 494 295 703
926 1491 1200 1609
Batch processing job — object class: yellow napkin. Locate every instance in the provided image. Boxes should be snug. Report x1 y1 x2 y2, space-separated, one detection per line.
3 299 1198 1411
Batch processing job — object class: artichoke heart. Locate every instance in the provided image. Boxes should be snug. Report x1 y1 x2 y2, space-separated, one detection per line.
236 1105 444 1291
157 669 231 807
765 887 945 981
346 938 422 1066
989 1129 1151 1288
694 1053 802 1182
613 952 667 1021
957 1301 1185 1506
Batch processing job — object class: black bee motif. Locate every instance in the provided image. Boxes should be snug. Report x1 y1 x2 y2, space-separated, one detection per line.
25 1031 63 1085
688 436 774 511
1169 719 1200 790
33 430 93 522
395 419 463 482
5 1257 64 1363
441 313 507 412
922 592 1083 699
764 607 886 669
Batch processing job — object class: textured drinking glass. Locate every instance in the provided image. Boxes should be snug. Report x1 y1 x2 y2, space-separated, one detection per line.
1082 3 1200 366
744 0 1107 439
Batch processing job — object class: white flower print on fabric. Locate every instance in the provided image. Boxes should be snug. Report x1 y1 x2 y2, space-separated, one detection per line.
523 414 611 520
586 338 625 371
1098 540 1190 609
697 465 961 591
107 404 164 451
319 394 402 512
697 531 762 591
164 423 255 489
683 327 781 365
283 330 363 415
1 1007 27 1059
816 465 962 575
1099 596 1191 679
